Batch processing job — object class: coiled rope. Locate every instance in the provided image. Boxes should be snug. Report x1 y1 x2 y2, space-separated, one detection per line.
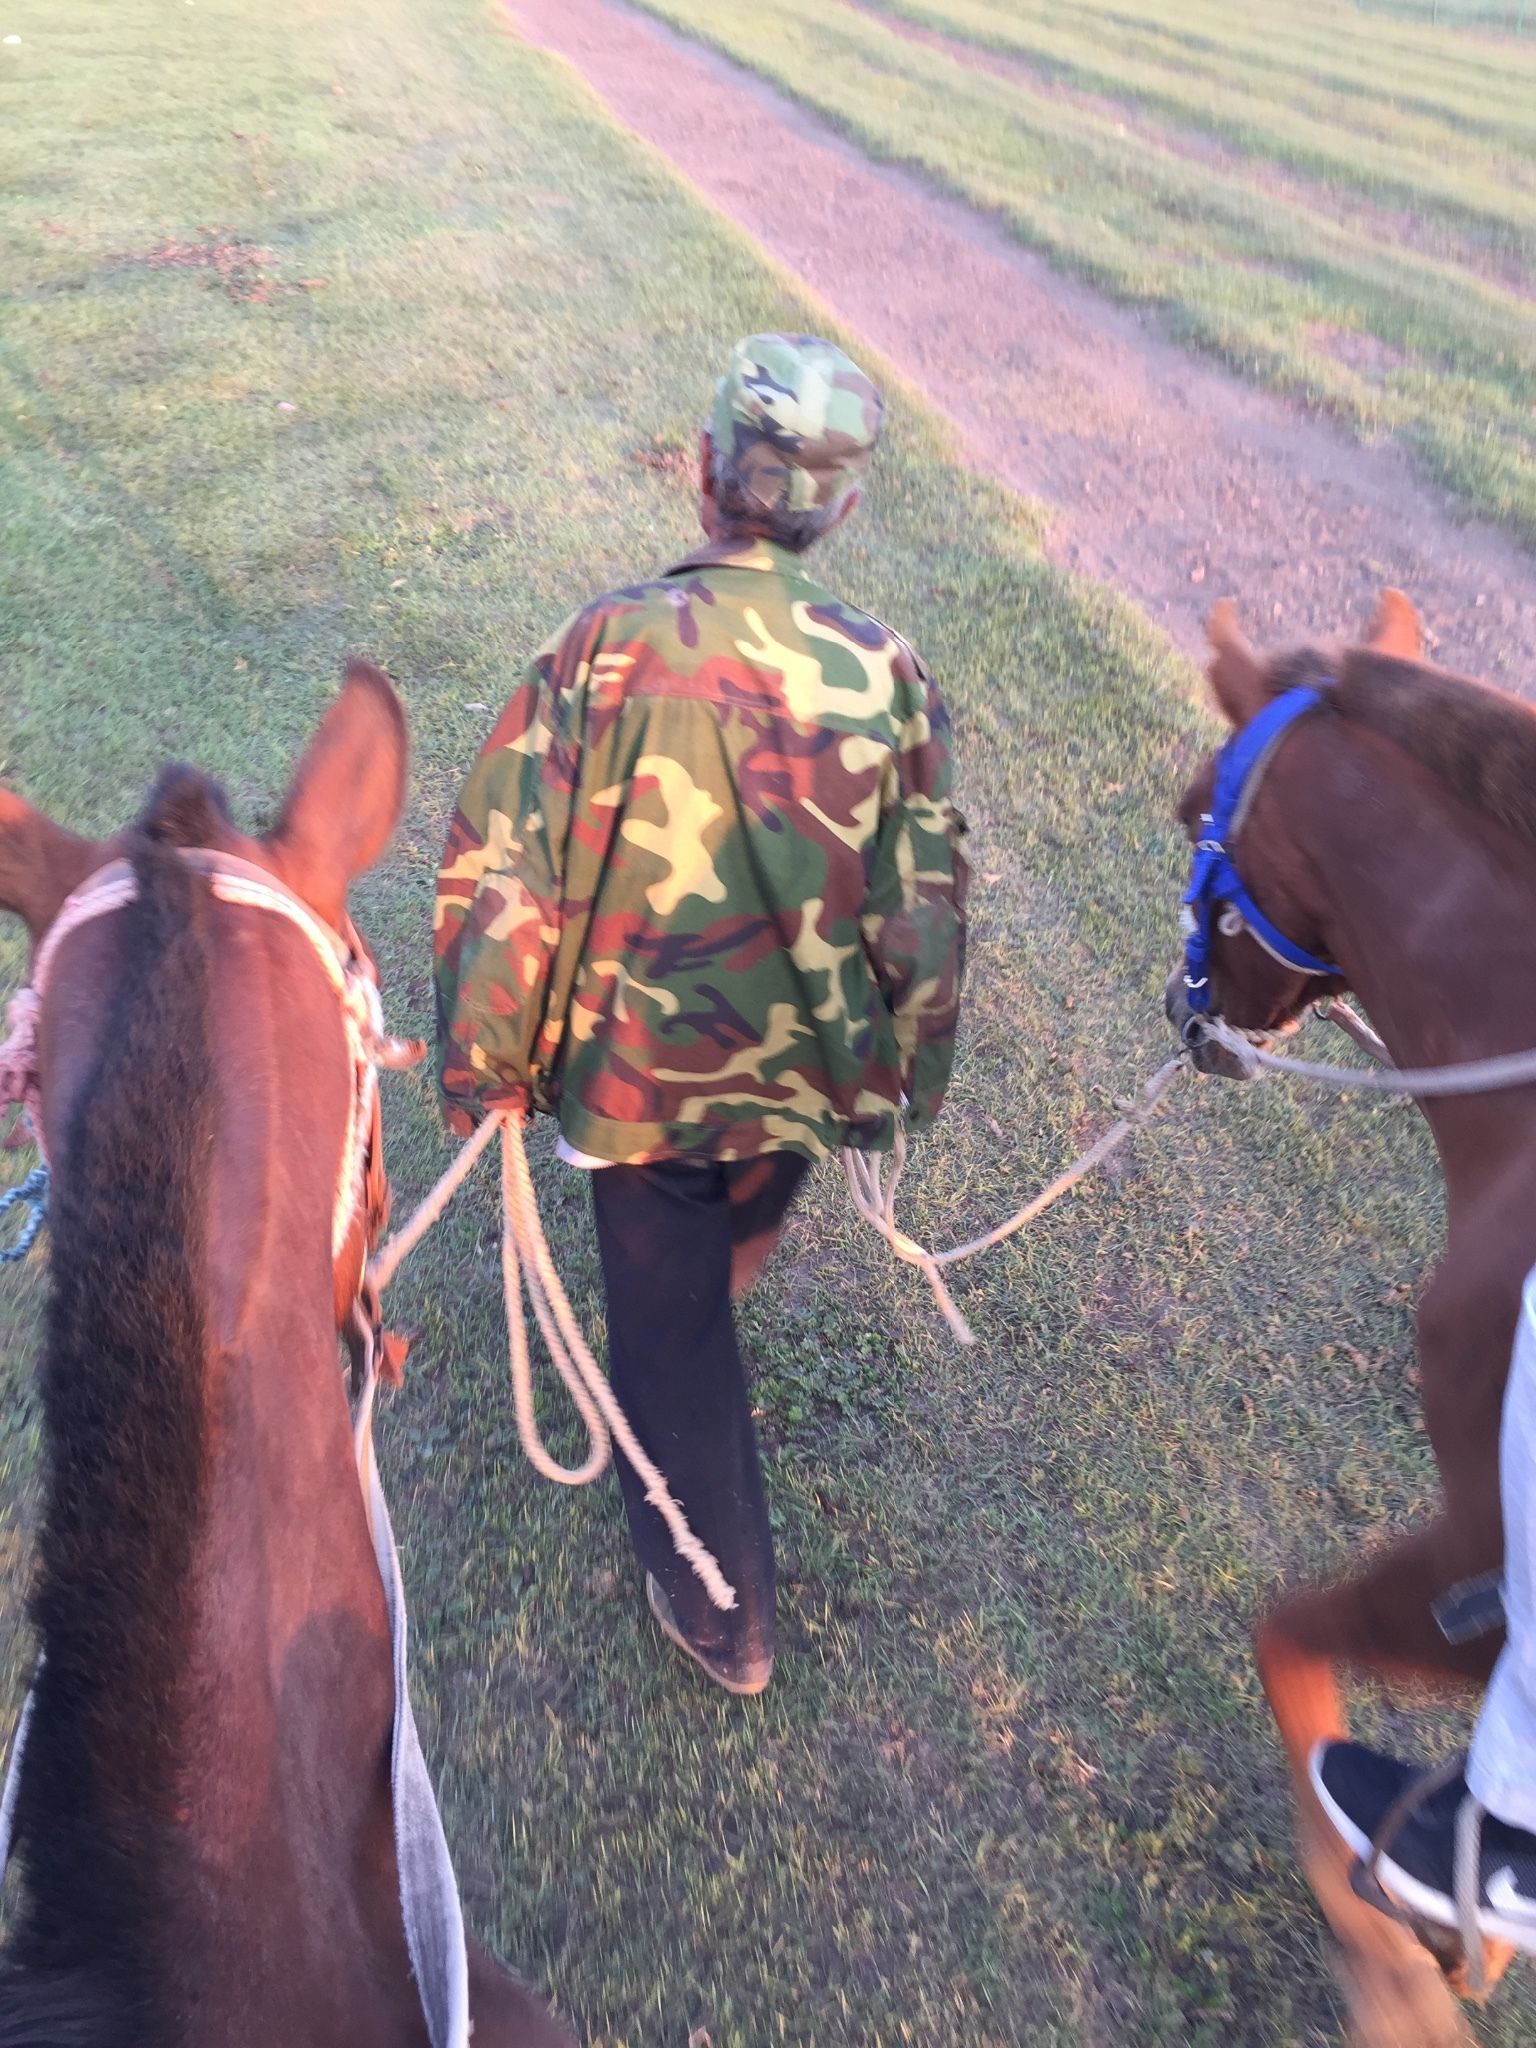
368 1112 739 1613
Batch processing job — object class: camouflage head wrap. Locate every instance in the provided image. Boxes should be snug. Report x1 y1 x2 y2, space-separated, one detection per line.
709 333 885 517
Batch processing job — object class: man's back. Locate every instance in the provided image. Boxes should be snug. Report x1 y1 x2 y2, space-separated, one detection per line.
436 533 964 1164
435 330 965 1694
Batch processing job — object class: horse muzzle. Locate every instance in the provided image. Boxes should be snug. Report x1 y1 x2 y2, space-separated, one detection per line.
1164 969 1253 1080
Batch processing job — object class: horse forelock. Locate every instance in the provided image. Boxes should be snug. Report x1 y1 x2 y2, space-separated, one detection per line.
5 833 215 2041
1264 646 1337 698
137 765 233 851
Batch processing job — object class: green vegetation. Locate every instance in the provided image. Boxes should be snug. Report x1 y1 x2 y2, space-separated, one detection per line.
630 0 1536 546
866 0 1536 216
1359 0 1532 30
1 0 1529 2040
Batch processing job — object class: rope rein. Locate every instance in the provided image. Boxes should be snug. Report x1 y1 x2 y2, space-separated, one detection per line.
842 1056 1188 1345
10 855 1536 1610
1193 1006 1536 1098
364 1056 1195 1594
369 1111 739 1610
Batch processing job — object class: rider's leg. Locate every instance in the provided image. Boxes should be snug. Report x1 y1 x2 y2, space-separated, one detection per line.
1467 1269 1536 1830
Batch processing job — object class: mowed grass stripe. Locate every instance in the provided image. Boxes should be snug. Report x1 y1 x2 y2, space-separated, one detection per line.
999 0 1536 145
3 0 1532 2042
627 0 1536 547
856 0 1536 251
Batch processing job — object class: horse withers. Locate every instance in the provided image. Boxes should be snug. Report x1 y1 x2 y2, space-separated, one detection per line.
1166 591 1536 2045
0 667 573 2048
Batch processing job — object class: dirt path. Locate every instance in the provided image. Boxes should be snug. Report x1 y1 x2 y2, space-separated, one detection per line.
507 0 1536 682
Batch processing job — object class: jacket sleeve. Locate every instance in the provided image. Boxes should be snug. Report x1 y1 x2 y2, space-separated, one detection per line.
433 609 592 1132
861 651 969 1131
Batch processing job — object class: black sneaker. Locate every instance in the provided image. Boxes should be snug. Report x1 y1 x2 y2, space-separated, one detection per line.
1311 1740 1536 1952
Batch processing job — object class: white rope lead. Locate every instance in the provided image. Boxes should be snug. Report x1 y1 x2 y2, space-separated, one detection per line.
496 1117 611 1487
368 1108 503 1295
369 1115 738 1613
1195 1012 1536 1098
369 1057 1190 1593
843 1055 1189 1346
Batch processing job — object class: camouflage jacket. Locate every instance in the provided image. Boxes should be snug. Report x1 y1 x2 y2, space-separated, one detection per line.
434 537 968 1163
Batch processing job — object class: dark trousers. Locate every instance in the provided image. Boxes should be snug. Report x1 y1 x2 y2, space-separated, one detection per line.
591 1153 810 1673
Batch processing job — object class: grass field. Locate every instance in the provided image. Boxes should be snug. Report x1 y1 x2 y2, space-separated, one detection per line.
1 0 1530 2041
626 0 1536 549
1360 0 1533 28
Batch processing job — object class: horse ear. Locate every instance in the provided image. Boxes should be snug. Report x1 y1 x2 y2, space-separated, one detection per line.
1204 601 1268 728
1366 587 1422 660
0 790 106 946
267 661 409 926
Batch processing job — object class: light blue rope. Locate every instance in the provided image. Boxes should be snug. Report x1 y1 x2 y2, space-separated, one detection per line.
0 1166 48 1265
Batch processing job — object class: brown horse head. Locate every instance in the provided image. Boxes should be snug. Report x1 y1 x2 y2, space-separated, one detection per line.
1164 592 1432 1061
0 670 571 2048
1163 591 1536 2040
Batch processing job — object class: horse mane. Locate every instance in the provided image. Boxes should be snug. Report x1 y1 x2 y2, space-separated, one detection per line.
1267 643 1536 848
0 1969 124 2047
2 813 219 2045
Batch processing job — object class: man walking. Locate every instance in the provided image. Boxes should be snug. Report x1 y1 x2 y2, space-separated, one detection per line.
434 335 967 1695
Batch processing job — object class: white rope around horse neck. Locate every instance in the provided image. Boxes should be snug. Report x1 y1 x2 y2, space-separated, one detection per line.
1 867 139 1164
0 853 416 1259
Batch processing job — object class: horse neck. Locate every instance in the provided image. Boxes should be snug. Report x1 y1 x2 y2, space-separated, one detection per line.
189 909 396 1850
16 858 408 2042
1282 722 1536 1188
174 913 417 2045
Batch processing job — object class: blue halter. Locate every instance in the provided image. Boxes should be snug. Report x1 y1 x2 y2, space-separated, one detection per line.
1181 685 1341 1015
